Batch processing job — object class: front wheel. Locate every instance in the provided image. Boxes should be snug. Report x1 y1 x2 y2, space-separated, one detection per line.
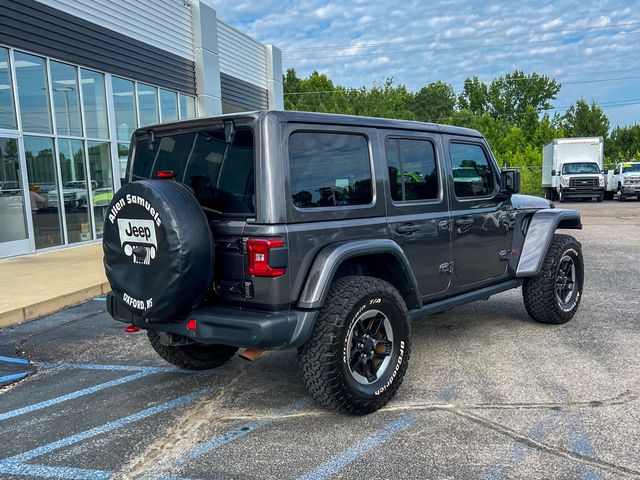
298 276 411 415
147 330 238 370
522 234 584 324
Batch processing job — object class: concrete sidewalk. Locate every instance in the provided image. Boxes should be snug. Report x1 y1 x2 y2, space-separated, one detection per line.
0 243 109 328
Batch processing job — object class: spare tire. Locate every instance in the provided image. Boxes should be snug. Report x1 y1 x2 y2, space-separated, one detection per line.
103 179 213 322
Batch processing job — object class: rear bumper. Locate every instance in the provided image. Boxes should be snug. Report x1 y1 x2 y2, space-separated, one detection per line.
106 292 318 349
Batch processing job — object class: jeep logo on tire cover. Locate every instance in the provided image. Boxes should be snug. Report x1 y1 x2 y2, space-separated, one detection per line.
117 218 157 265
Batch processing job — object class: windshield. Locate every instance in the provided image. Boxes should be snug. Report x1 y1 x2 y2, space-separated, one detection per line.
561 162 600 175
621 163 640 173
131 127 255 216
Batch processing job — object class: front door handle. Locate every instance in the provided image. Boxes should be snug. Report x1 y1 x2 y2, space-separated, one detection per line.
454 217 474 226
396 223 419 235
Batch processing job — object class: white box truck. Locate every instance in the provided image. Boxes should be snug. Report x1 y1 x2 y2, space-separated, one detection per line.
542 137 605 202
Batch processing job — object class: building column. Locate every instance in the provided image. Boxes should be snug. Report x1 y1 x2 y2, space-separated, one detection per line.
266 45 284 110
192 1 222 116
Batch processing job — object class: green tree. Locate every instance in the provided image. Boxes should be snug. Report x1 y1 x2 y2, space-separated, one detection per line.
457 77 489 115
487 71 561 125
410 81 456 122
606 124 640 162
561 99 610 138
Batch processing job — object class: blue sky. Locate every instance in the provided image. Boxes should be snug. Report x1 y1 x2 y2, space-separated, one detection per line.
209 0 640 128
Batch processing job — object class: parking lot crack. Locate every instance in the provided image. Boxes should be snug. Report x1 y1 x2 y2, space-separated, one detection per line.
382 381 640 413
450 409 640 478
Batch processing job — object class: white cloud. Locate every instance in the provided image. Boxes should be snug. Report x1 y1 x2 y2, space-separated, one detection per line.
209 0 640 127
542 18 564 30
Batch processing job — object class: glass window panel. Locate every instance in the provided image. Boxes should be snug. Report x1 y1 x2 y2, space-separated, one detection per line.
112 77 137 142
81 69 109 139
386 138 439 202
179 94 196 119
289 132 372 208
24 136 62 248
87 141 113 238
14 52 52 134
137 83 158 127
58 139 92 243
159 89 178 123
0 48 17 129
118 143 130 185
450 143 495 197
0 137 28 242
50 61 82 137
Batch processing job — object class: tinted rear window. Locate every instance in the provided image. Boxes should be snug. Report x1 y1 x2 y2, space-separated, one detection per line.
132 128 255 215
289 132 372 208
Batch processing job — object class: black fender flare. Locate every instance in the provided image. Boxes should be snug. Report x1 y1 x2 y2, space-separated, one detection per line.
516 209 582 277
297 239 422 310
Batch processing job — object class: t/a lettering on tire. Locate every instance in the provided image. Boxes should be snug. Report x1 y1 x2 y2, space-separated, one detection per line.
297 276 411 415
523 234 584 324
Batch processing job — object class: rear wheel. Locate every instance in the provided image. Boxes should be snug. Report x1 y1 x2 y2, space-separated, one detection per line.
147 330 238 370
522 234 583 324
298 276 410 415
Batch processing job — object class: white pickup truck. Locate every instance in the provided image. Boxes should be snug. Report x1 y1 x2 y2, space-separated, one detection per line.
604 162 640 201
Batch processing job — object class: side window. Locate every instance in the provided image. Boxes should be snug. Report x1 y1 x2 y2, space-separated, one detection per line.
385 138 438 202
289 132 372 208
450 142 495 197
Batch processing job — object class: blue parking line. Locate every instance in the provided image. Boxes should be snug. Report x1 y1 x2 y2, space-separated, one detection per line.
0 355 29 364
36 362 182 373
0 370 153 421
486 422 547 479
0 462 110 480
175 397 312 465
93 297 107 302
296 413 421 480
0 389 210 465
570 421 602 480
0 372 28 384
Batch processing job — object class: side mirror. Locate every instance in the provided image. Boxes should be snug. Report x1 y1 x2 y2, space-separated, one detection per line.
603 169 608 174
500 169 521 195
551 169 558 176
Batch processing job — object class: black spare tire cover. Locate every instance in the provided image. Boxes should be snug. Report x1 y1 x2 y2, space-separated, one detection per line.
103 179 213 322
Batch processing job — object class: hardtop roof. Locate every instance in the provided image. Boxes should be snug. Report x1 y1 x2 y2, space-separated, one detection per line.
134 110 483 138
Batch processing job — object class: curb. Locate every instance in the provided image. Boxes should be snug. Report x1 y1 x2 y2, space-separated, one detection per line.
0 282 111 329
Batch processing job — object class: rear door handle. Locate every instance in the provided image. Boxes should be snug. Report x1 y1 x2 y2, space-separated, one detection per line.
396 223 419 234
454 217 474 226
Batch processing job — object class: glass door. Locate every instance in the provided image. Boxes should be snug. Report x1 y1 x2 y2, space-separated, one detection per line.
0 132 32 258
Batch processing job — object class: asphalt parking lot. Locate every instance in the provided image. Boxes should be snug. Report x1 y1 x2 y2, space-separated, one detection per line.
0 200 638 480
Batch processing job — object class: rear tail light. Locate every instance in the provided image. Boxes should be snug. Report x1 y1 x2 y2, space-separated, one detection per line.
156 170 175 179
247 238 285 277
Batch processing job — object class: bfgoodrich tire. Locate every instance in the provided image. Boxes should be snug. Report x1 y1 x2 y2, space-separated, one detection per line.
522 234 584 324
147 331 238 370
297 276 410 415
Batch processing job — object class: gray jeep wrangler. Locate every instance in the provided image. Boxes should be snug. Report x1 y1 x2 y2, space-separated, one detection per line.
104 111 584 415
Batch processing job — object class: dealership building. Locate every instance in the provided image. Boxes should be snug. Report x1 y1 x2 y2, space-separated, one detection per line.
0 0 283 258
